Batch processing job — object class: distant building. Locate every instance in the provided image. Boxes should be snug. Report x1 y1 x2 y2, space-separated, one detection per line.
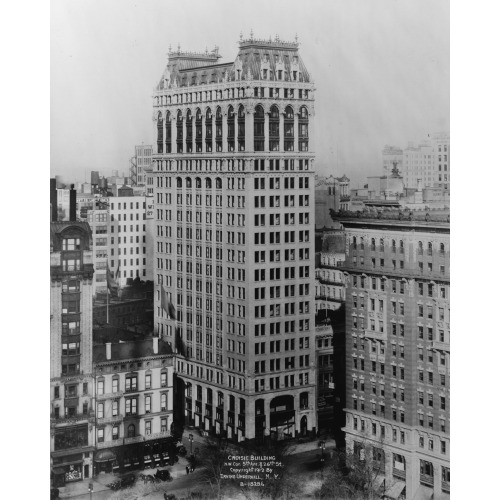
57 188 70 221
315 174 351 229
314 230 346 435
109 195 154 287
315 321 334 433
331 208 450 500
400 133 450 191
93 296 153 328
50 220 95 486
130 145 153 186
382 145 403 175
315 230 346 313
87 203 111 295
92 336 175 474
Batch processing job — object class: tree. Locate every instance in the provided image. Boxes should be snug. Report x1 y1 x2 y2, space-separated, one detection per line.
198 434 231 500
316 436 387 500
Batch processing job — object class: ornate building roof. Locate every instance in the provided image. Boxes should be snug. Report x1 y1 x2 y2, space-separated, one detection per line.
157 35 311 90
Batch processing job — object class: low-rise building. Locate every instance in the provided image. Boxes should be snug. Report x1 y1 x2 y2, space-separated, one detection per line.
315 174 351 229
92 336 175 474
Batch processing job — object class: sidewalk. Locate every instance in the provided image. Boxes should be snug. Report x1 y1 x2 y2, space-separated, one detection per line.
57 456 191 498
181 428 336 455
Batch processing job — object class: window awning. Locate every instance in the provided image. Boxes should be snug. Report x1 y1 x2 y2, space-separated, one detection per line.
384 481 406 500
94 449 117 463
373 475 385 492
414 486 434 500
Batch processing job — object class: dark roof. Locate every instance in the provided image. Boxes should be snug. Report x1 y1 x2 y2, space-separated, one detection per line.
93 338 173 363
322 232 345 253
232 38 310 82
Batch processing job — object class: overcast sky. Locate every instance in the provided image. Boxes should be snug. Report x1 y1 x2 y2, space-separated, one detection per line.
51 0 449 187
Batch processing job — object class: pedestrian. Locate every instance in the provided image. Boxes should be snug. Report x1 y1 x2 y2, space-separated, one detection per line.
186 465 189 475
164 493 168 500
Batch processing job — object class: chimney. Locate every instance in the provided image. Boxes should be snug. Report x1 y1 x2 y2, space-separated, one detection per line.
50 178 58 222
69 184 77 221
153 336 159 354
106 342 112 360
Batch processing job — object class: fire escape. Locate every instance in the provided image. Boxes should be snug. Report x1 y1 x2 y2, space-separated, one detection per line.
129 155 138 186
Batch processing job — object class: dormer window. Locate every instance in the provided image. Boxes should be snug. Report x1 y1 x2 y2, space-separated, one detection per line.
263 69 268 79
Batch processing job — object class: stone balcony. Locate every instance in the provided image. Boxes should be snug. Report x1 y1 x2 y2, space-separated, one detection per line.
97 414 124 425
96 391 124 401
144 431 171 442
364 328 387 341
432 340 450 353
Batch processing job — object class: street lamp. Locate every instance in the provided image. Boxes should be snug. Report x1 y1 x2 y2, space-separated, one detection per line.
189 433 194 455
319 440 326 479
319 440 326 462
88 482 93 500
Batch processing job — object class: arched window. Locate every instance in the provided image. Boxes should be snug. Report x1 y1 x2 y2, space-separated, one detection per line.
186 109 193 153
284 106 294 151
186 177 192 188
371 238 376 251
299 106 308 151
269 105 279 151
399 240 404 253
195 109 202 152
440 243 445 254
176 177 182 188
254 105 265 151
205 177 212 189
380 238 385 251
157 112 163 154
418 241 423 255
216 177 222 189
353 236 357 249
127 424 135 438
205 108 213 152
215 107 222 152
428 242 433 256
237 105 245 151
176 110 183 153
227 106 235 152
391 239 396 252
195 177 202 189
165 112 172 153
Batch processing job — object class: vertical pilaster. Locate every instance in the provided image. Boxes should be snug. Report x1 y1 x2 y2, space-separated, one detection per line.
172 117 177 154
294 112 299 152
264 112 270 153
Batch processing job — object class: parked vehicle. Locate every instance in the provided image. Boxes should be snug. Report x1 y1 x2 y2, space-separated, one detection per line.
155 469 173 482
107 473 136 490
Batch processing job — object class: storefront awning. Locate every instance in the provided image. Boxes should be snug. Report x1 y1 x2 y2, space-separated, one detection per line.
384 481 406 500
94 449 117 463
51 467 66 475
